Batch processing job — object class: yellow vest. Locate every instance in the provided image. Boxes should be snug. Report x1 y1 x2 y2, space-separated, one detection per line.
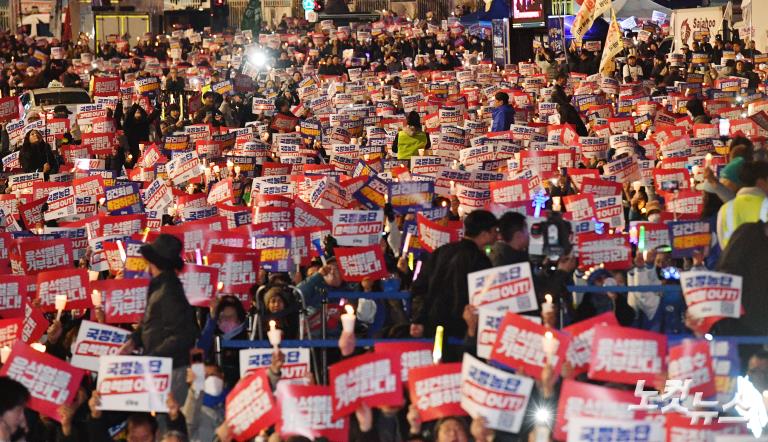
717 188 768 249
396 130 428 160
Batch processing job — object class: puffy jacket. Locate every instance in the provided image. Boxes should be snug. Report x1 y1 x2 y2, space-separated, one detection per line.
491 104 515 132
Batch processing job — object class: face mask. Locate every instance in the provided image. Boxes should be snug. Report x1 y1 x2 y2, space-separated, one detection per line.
648 213 661 223
218 319 239 334
203 376 224 397
602 277 617 287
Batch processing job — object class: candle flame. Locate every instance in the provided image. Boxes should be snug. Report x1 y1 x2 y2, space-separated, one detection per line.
545 294 552 304
345 305 354 315
544 331 553 340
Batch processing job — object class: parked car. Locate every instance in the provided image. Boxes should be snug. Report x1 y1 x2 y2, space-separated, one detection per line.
20 85 91 116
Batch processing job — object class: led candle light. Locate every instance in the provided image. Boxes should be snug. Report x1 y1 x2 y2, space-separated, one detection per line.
55 295 67 321
542 294 554 314
0 346 9 363
31 343 46 353
542 331 557 364
267 320 282 349
116 240 127 262
217 282 224 292
91 290 102 308
433 325 444 364
341 305 356 333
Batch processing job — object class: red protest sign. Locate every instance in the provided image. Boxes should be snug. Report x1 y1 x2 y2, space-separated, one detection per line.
22 301 48 343
668 340 716 399
334 245 389 282
664 413 747 441
0 342 85 421
92 76 121 96
226 369 279 441
329 352 402 419
554 379 643 441
0 317 22 347
37 268 89 312
82 132 115 157
0 275 33 318
588 325 667 386
579 177 623 198
19 196 46 229
407 363 466 422
0 97 20 123
93 279 149 324
490 312 570 380
73 176 106 200
17 238 73 274
208 178 235 205
207 252 261 293
563 312 619 376
375 341 432 383
270 113 300 133
275 384 348 441
563 194 595 221
576 233 632 270
416 213 462 253
179 264 219 307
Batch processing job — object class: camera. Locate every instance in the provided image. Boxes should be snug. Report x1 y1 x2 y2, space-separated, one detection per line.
529 211 573 261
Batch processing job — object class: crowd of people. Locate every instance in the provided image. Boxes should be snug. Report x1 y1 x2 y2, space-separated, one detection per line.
0 7 767 442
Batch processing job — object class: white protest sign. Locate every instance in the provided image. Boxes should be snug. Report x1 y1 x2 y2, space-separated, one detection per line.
681 270 742 319
96 356 172 413
239 347 311 382
467 262 537 313
460 353 533 432
70 320 130 372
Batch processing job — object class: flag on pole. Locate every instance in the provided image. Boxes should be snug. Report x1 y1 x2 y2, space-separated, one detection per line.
572 0 612 41
600 8 623 74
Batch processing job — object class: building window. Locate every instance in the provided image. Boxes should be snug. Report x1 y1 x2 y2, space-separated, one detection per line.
551 0 573 15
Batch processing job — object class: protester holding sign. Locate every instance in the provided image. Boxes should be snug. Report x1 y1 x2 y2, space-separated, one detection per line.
119 234 199 405
411 210 498 342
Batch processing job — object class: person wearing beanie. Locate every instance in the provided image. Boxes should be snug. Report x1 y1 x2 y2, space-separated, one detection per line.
119 234 199 405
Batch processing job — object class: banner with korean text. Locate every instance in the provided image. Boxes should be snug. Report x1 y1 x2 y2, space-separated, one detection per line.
97 356 172 413
0 342 85 420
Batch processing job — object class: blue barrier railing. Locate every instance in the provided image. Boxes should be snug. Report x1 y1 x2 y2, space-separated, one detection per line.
223 335 768 349
568 285 682 293
326 291 411 300
222 337 468 349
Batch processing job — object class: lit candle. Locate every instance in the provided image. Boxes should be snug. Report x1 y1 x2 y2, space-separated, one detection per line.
91 290 102 308
542 294 554 314
705 153 713 168
55 295 67 321
341 304 356 333
449 180 455 194
31 343 46 353
195 248 202 265
433 325 444 364
116 240 127 262
267 320 282 349
0 346 10 363
234 165 241 176
542 330 557 364
217 281 224 292
203 256 209 266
